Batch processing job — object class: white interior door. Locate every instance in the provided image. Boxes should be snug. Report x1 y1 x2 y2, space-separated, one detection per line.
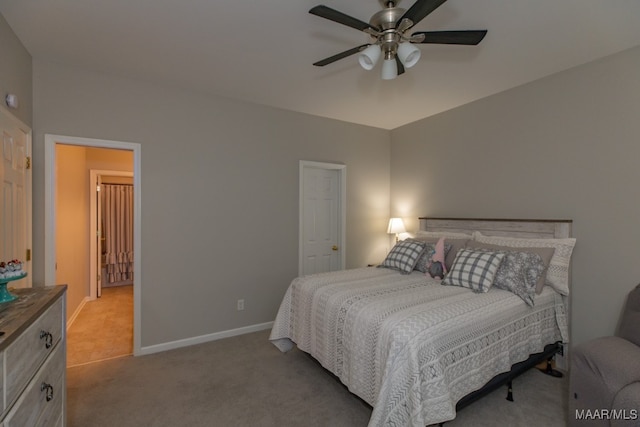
0 108 31 287
299 161 345 276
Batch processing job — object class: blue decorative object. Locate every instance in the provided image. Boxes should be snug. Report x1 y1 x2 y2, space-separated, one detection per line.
0 272 26 303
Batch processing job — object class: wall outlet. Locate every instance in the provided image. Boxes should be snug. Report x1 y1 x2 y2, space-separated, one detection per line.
237 299 245 311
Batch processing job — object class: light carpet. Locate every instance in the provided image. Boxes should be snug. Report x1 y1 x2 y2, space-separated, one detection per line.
67 329 568 426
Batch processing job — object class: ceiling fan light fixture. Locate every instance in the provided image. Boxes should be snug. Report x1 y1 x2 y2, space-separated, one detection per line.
397 42 420 68
381 58 397 80
358 44 382 70
309 1 488 81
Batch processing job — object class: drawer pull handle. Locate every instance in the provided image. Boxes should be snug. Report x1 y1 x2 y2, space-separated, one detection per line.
41 382 54 402
39 330 53 349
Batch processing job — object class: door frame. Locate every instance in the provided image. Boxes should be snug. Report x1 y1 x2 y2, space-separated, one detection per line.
298 161 346 276
44 134 142 356
89 169 134 300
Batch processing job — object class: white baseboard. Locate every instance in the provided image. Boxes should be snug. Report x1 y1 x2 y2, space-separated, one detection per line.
67 296 91 329
137 321 274 356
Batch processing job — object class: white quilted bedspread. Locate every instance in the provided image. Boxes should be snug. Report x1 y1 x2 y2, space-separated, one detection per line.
270 268 568 427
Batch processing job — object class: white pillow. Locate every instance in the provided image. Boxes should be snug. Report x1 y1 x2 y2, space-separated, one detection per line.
473 231 576 296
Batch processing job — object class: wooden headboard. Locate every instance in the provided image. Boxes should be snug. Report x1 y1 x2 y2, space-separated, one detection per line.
419 217 572 239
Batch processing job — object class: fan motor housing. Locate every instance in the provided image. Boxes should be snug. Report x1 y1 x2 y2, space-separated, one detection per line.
370 7 405 30
370 6 405 56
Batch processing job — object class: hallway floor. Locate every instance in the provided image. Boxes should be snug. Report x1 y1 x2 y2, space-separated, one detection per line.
67 285 133 367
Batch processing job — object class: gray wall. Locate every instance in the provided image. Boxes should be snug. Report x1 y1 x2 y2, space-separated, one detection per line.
6 7 638 350
0 13 31 126
390 46 640 347
32 60 391 347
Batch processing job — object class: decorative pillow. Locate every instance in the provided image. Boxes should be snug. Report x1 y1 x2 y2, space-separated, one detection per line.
378 240 426 274
410 233 471 270
467 242 555 294
412 244 436 273
410 241 452 274
428 261 445 279
431 237 448 274
473 232 576 296
488 249 546 306
441 249 505 293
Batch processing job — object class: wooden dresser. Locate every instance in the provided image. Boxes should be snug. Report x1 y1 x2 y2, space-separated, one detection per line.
0 286 67 427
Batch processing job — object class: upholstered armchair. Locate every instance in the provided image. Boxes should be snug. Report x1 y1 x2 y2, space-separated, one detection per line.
569 284 640 426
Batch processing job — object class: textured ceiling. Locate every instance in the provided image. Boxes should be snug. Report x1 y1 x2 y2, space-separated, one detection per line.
2 0 640 129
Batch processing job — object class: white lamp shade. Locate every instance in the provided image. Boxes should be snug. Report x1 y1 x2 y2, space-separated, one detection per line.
381 58 397 80
387 218 406 234
358 45 381 70
397 42 421 68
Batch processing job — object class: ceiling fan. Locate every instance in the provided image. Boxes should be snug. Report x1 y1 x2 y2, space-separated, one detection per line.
309 0 487 80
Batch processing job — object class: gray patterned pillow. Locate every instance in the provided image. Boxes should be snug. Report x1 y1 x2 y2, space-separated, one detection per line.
491 250 546 306
378 240 426 274
411 242 452 273
442 249 505 293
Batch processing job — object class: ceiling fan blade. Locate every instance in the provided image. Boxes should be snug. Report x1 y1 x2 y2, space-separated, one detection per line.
397 0 448 29
310 5 375 32
412 30 487 45
395 57 405 76
313 44 370 67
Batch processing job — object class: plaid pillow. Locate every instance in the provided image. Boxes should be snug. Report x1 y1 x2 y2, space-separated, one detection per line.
442 249 505 292
378 240 426 274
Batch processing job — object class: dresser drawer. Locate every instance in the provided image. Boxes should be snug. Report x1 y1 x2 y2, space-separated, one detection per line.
0 350 4 415
5 297 63 406
54 411 64 427
4 341 64 427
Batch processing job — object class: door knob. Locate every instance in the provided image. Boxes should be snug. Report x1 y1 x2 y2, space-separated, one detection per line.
332 245 338 251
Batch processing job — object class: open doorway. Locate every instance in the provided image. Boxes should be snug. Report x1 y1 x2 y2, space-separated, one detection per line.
44 134 142 361
58 146 134 366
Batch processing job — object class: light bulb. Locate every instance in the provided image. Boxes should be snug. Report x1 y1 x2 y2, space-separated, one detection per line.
397 42 421 68
381 58 397 80
358 45 381 70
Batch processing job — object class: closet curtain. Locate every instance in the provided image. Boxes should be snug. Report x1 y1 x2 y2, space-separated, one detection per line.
102 184 134 283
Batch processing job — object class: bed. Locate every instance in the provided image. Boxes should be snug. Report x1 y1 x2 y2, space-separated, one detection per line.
270 218 575 426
